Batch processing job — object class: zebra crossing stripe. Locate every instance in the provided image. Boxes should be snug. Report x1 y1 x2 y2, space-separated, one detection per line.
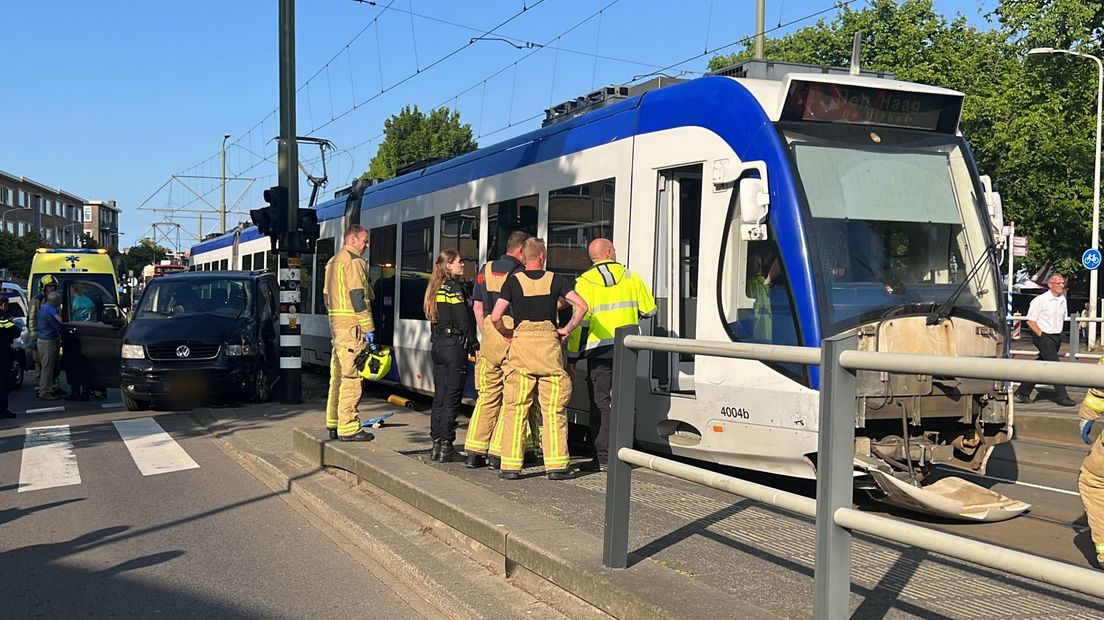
113 417 199 476
19 425 81 492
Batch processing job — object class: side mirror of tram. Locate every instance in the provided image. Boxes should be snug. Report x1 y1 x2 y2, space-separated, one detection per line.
979 175 1005 245
715 159 771 241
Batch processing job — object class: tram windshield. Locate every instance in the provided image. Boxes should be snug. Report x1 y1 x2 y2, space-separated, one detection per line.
785 126 999 331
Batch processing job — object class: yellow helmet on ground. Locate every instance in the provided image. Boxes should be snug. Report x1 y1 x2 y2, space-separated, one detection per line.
356 346 392 381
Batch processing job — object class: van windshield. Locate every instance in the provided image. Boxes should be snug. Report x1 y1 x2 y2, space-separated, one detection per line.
137 279 253 319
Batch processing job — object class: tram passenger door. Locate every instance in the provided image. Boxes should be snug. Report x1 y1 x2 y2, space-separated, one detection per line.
651 167 701 395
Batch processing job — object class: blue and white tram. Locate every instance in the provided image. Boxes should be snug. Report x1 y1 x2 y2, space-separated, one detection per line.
193 61 1022 519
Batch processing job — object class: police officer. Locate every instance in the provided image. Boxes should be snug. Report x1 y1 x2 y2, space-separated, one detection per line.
425 250 477 463
491 237 588 480
567 238 656 472
1078 361 1104 567
465 230 530 468
0 295 20 419
323 225 375 442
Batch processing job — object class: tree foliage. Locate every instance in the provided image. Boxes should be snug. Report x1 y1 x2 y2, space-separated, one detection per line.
123 238 169 277
0 230 47 280
364 106 477 180
709 0 1103 278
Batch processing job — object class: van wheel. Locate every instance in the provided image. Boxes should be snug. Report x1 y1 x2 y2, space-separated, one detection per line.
253 367 270 403
123 391 149 412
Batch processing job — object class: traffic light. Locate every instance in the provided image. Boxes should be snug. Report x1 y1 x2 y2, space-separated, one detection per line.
298 208 320 252
250 186 290 246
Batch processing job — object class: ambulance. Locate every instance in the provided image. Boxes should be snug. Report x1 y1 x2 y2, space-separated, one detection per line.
28 248 127 392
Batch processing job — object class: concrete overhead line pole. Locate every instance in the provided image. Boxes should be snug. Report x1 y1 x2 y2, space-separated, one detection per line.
754 0 765 59
220 133 230 234
278 0 302 404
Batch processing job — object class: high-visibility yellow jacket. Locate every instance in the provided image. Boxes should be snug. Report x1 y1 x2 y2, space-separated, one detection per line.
323 246 374 331
567 260 656 360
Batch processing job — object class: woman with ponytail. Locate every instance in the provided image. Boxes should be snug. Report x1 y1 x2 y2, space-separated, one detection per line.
423 250 477 462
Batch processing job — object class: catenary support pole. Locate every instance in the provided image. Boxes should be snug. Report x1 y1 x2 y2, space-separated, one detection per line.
278 0 301 404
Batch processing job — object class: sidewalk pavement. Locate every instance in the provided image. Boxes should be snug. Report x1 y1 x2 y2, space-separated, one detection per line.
191 384 1104 619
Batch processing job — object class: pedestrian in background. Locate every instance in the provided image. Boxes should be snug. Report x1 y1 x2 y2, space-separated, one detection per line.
322 225 376 442
424 250 477 463
1077 362 1104 567
1014 274 1076 407
0 294 20 419
35 291 63 401
567 238 656 472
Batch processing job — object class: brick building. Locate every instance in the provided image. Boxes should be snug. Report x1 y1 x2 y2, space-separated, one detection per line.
83 200 121 251
0 169 85 246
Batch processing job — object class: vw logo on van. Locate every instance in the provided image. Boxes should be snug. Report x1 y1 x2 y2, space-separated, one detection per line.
175 345 191 358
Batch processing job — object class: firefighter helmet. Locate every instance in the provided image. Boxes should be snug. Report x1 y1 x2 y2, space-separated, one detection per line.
356 345 392 381
40 274 58 288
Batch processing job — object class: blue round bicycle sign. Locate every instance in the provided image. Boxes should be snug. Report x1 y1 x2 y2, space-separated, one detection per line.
1083 248 1102 271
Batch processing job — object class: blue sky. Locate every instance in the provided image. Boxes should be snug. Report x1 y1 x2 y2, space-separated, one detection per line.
1 0 997 251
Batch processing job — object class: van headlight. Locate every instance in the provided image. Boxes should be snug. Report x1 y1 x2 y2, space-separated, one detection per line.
121 344 146 359
225 344 252 356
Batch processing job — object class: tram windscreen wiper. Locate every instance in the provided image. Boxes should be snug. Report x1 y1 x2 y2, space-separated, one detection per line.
926 242 999 326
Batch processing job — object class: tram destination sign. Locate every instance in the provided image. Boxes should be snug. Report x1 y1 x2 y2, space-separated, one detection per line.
780 80 963 134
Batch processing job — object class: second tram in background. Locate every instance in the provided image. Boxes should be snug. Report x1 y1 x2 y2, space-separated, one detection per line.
192 59 1023 521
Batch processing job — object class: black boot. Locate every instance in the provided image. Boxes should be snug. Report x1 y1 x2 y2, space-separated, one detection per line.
488 456 501 470
465 452 487 469
430 439 442 462
327 428 338 440
438 441 463 463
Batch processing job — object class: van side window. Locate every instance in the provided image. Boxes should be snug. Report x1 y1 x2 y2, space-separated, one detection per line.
258 280 277 322
64 280 114 323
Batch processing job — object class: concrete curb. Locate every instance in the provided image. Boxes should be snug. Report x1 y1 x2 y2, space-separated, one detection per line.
293 427 779 620
1014 410 1085 447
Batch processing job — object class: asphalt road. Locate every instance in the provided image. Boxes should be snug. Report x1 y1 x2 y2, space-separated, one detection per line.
0 382 440 619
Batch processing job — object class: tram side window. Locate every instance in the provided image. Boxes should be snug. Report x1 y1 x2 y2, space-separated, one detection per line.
439 207 480 282
370 225 397 344
400 217 433 320
486 195 538 261
546 179 614 280
220 259 228 271
242 254 253 271
254 252 266 270
313 237 336 315
719 214 800 349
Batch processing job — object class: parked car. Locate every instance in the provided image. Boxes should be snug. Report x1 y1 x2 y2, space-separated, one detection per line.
120 271 280 410
2 283 31 388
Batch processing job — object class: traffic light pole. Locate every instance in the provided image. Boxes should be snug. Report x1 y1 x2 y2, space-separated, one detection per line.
277 0 301 404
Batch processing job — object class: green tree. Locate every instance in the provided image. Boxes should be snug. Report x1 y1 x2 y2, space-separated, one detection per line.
123 238 169 277
708 0 1103 277
0 230 48 280
364 106 477 180
78 232 98 250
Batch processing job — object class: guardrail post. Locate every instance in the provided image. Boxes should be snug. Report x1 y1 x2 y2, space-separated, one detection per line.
814 333 858 620
603 324 639 568
1071 313 1080 360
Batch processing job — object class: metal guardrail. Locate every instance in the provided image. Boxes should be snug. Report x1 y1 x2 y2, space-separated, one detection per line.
1009 313 1104 360
602 325 1104 619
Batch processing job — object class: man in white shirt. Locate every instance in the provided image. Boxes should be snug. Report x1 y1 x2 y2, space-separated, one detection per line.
1014 273 1076 406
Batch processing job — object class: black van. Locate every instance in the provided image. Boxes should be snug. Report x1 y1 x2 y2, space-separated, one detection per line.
120 271 280 410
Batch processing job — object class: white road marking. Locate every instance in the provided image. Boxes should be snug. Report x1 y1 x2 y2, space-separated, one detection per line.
19 425 81 492
956 470 1080 497
101 402 123 409
25 406 65 414
113 417 199 476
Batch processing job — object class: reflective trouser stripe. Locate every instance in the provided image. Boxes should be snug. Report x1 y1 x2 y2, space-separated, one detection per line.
326 347 340 429
499 371 571 471
541 374 570 469
465 355 502 453
501 372 530 470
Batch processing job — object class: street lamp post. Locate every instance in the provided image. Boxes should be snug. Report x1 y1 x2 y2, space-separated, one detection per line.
0 205 29 233
221 133 231 234
1028 47 1103 349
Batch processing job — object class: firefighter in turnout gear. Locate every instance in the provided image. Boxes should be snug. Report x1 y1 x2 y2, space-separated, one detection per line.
465 230 531 468
1077 357 1104 567
425 249 477 463
323 225 375 442
567 238 656 471
491 238 588 480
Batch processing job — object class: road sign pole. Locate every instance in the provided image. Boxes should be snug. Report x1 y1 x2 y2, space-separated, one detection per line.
278 0 301 404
